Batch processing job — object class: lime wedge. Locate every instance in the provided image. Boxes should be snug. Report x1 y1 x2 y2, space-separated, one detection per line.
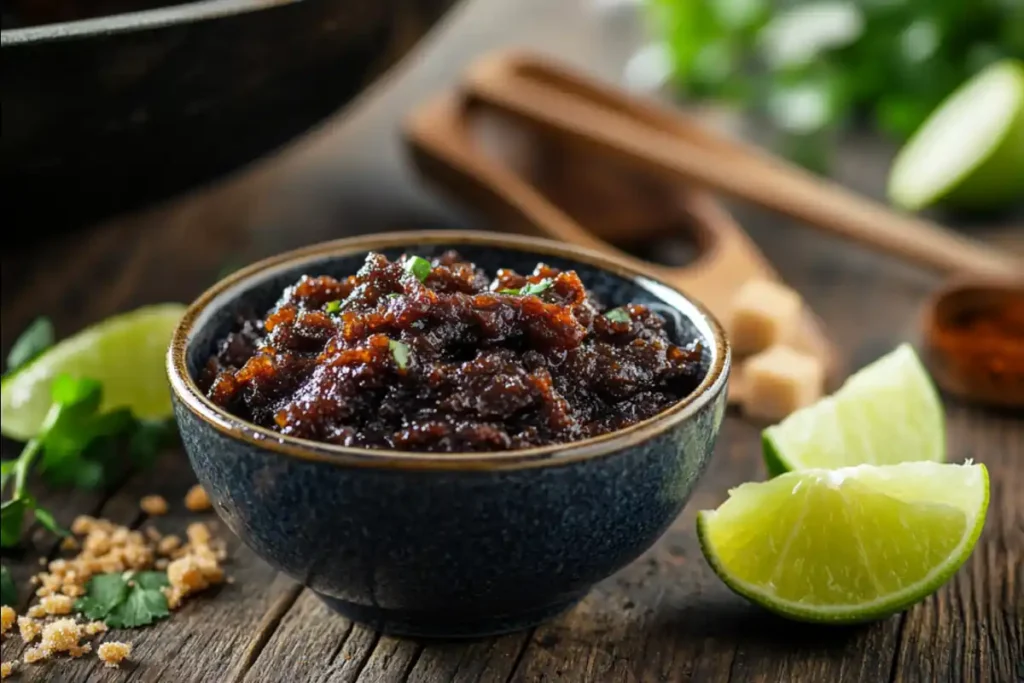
698 461 988 623
1 304 186 440
888 59 1024 211
763 344 943 476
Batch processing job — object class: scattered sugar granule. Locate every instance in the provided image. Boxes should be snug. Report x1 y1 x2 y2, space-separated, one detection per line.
61 536 80 551
26 605 46 619
98 641 132 668
23 646 47 664
18 616 42 643
157 535 182 556
40 618 82 654
83 621 108 637
140 495 169 516
1 605 15 635
0 661 13 679
186 522 211 547
184 485 212 512
40 594 74 616
145 527 163 542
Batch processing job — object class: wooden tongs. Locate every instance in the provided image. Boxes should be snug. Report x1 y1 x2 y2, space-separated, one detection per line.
404 52 1022 401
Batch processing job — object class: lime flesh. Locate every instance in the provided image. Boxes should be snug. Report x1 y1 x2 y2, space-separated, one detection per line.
888 59 1024 211
698 461 988 623
1 304 186 441
763 344 944 477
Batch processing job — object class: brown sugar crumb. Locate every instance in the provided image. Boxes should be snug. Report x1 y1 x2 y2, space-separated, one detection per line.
60 535 80 551
140 495 169 516
26 605 46 619
18 616 42 643
84 621 108 636
185 523 211 547
97 641 132 668
1 605 15 635
23 646 47 664
157 535 182 556
40 594 74 616
165 554 224 609
145 527 163 542
184 485 212 512
41 618 83 654
0 661 13 679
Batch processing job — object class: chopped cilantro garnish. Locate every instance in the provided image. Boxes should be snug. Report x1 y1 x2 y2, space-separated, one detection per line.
605 308 631 323
499 279 554 296
325 300 343 315
389 339 411 370
404 255 432 283
75 571 171 628
5 316 54 376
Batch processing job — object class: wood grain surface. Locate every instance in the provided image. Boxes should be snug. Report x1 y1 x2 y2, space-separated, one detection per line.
1 0 1021 681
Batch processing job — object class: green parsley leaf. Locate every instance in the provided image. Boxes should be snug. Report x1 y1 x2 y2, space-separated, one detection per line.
387 293 401 300
499 279 554 296
76 571 170 628
128 417 177 470
33 506 68 538
404 255 432 283
5 317 54 376
75 573 131 620
389 339 411 370
324 300 343 315
605 308 631 324
0 565 16 607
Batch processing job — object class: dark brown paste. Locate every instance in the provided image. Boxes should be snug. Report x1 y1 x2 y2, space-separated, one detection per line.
201 251 704 452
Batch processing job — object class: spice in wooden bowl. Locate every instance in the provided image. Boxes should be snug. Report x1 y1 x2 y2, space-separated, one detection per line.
923 281 1024 408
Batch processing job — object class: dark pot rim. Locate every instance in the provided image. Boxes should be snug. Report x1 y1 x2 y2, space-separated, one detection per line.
2 0 292 46
167 230 730 471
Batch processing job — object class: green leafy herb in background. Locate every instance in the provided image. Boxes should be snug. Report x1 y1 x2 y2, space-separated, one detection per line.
1 565 17 606
4 316 54 376
649 0 1024 160
75 571 171 628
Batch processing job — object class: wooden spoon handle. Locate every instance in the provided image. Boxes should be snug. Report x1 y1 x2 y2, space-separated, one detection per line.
465 54 1023 281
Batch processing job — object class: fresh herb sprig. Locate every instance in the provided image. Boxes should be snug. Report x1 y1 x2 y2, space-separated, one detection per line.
404 255 432 283
0 565 16 606
499 279 554 297
75 571 171 628
0 323 176 549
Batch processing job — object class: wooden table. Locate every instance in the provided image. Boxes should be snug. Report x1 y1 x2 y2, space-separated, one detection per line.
2 0 1021 681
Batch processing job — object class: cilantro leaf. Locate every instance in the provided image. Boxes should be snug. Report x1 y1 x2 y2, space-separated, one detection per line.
75 573 130 620
128 418 177 469
499 279 554 296
605 308 631 324
404 255 432 283
0 565 16 607
75 571 171 628
389 339 411 371
324 300 343 315
5 317 54 375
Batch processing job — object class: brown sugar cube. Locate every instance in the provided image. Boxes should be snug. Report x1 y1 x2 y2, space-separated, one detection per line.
728 279 803 355
741 345 824 422
140 495 169 516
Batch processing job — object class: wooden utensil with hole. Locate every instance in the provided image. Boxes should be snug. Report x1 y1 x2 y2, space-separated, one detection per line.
404 52 1022 405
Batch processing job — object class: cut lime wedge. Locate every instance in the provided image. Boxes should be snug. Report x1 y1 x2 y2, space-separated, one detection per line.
763 344 943 476
1 304 186 441
888 59 1024 211
698 461 988 623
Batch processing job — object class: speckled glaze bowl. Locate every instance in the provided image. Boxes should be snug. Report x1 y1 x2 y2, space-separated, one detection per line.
167 230 730 638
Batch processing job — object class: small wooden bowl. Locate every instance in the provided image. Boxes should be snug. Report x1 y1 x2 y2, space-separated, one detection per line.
923 281 1024 408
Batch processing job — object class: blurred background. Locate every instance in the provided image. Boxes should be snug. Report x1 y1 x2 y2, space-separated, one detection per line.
2 0 1021 248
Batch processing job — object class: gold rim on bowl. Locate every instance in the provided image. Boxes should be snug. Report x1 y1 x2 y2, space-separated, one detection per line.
167 230 731 470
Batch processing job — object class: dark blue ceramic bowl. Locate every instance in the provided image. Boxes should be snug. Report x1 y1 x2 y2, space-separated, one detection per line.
167 230 730 638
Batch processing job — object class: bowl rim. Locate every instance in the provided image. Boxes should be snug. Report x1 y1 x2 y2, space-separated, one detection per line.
167 230 731 471
2 0 292 46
